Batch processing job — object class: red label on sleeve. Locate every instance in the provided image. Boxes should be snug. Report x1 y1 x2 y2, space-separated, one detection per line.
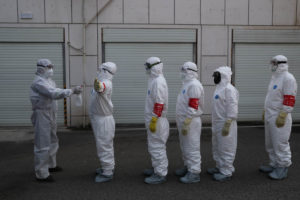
153 103 164 117
189 98 199 110
283 95 295 107
102 82 106 92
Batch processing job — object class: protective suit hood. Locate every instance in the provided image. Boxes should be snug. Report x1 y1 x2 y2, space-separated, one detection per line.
181 61 198 82
36 59 54 79
97 62 117 81
271 55 289 74
145 57 164 78
214 66 232 87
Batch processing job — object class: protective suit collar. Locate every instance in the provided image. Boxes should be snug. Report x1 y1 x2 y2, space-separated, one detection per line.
181 62 198 82
97 62 117 81
214 66 232 87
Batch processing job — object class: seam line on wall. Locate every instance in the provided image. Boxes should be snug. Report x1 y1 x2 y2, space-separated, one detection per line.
148 0 150 24
224 0 226 25
44 0 46 23
248 0 250 25
272 0 274 25
16 0 19 23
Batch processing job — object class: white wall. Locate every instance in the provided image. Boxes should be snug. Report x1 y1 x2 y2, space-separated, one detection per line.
0 0 300 126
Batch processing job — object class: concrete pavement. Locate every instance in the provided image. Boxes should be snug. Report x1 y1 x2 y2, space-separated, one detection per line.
0 126 300 200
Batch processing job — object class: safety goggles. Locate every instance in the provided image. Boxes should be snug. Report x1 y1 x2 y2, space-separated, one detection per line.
144 61 161 70
270 60 287 65
101 65 114 75
37 64 54 69
181 66 198 72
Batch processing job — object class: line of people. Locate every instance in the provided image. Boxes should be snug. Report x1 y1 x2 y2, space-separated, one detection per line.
30 55 297 184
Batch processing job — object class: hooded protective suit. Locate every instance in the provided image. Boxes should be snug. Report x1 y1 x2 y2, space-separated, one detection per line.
264 55 297 169
145 57 169 177
89 62 117 176
211 66 239 176
30 59 74 179
176 62 204 175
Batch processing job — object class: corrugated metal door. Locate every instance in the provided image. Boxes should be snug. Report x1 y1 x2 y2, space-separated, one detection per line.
235 44 300 121
105 43 194 123
0 43 64 126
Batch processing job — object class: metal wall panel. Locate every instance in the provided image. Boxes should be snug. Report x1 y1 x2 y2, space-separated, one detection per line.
103 29 197 43
0 43 65 126
233 29 300 43
0 28 64 43
105 43 194 123
235 43 300 121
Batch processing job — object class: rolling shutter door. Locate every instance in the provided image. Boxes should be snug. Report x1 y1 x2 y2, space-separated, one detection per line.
0 28 65 126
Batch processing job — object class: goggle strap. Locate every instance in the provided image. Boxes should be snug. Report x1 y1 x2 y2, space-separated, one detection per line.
103 68 114 75
146 61 161 69
277 61 287 64
187 68 198 72
37 64 53 68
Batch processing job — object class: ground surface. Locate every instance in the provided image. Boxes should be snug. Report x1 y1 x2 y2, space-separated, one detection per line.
0 126 300 200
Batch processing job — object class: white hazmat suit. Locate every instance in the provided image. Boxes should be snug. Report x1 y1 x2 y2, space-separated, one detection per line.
176 62 204 180
262 55 297 179
89 62 117 182
211 66 239 179
30 59 81 180
144 57 169 181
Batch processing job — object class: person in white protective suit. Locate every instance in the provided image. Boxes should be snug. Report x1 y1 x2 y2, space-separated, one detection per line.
143 57 170 184
259 55 297 180
207 66 239 182
89 62 117 183
30 59 82 182
175 61 204 183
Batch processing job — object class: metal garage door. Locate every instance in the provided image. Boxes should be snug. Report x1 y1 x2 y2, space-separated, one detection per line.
0 28 65 126
235 43 300 121
103 29 196 123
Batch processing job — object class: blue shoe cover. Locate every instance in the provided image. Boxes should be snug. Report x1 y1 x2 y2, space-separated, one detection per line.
213 173 231 182
268 167 288 180
144 173 166 184
95 174 113 183
180 171 200 184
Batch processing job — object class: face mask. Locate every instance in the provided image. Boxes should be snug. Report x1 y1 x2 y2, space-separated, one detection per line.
213 71 221 84
45 68 54 78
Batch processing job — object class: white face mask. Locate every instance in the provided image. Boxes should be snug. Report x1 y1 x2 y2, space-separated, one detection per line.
45 68 54 78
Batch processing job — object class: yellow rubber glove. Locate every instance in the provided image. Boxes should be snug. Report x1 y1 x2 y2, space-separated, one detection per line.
181 118 192 136
149 117 158 133
262 110 265 123
276 111 288 128
94 78 101 92
222 119 232 136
